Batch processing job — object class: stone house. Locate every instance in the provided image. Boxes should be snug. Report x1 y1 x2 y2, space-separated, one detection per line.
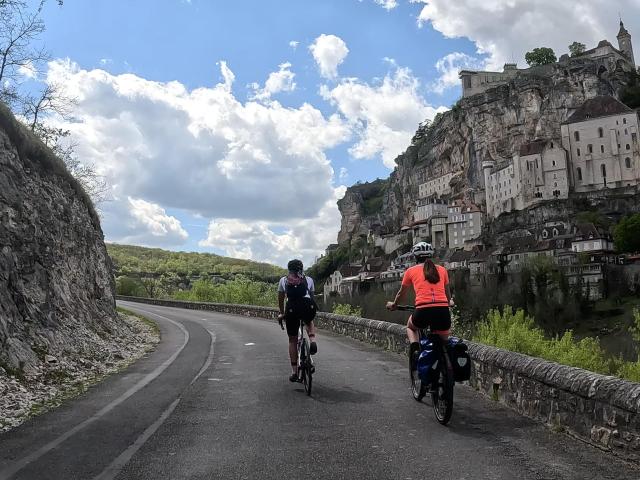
323 265 362 300
571 223 615 255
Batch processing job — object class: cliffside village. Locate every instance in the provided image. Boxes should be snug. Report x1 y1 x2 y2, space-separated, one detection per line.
324 22 640 302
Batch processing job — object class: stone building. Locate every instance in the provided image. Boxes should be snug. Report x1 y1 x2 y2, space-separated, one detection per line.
446 201 483 250
414 198 447 222
418 172 454 198
459 63 519 98
560 96 640 191
483 139 569 218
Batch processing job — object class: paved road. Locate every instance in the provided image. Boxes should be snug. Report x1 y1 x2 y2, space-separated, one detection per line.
0 302 638 480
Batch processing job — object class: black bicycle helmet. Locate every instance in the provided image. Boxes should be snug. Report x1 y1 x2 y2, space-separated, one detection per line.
287 259 304 273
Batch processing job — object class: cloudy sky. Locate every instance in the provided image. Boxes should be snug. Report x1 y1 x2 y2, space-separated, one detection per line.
30 0 640 266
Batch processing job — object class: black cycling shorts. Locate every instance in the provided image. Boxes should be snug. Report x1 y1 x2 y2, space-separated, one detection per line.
285 314 313 337
411 306 451 332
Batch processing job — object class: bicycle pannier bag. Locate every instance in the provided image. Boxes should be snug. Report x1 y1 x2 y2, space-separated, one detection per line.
417 341 438 384
448 337 471 382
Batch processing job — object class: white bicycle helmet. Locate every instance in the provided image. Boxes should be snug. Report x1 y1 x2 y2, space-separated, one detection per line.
411 241 434 258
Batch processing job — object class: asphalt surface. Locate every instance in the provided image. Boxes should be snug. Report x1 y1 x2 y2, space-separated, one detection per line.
0 301 638 480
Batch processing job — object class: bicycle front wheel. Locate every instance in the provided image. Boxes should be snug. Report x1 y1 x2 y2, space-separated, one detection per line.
431 353 454 425
302 339 312 396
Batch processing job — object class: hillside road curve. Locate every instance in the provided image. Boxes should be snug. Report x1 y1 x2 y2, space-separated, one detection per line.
0 301 638 479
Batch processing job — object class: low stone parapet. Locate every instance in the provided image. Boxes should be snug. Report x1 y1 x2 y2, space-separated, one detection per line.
116 296 640 463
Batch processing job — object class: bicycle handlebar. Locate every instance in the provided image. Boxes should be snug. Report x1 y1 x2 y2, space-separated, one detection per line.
395 305 415 311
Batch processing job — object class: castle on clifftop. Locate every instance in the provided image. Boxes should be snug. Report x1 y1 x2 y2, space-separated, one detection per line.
459 21 635 98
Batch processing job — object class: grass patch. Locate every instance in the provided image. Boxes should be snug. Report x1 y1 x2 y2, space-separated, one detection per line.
474 306 640 382
117 306 161 337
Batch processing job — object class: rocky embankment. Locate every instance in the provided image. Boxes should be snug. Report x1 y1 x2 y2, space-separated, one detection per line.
0 312 159 432
337 58 633 244
0 102 157 431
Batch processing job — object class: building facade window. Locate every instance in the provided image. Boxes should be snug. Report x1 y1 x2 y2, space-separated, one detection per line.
624 117 628 124
588 144 593 153
626 157 632 168
577 148 581 156
577 167 583 181
574 131 580 141
626 144 631 150
601 164 607 179
598 127 604 138
601 145 605 153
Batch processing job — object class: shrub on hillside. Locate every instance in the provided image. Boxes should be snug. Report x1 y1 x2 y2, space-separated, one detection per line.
474 307 614 377
332 304 363 317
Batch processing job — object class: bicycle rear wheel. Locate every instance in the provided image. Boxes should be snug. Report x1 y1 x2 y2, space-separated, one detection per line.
431 352 454 425
302 339 312 396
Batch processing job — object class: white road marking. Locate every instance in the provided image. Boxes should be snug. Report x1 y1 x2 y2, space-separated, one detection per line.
208 378 223 382
0 309 190 480
244 342 255 346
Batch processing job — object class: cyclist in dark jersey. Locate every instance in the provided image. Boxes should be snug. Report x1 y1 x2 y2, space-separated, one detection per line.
277 259 318 382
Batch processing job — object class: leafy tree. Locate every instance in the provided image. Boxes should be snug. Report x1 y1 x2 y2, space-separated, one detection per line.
525 47 557 66
614 213 640 253
569 41 586 57
576 210 611 229
620 68 640 109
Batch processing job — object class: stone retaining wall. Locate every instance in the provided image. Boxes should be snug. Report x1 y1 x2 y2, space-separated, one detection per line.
117 296 640 463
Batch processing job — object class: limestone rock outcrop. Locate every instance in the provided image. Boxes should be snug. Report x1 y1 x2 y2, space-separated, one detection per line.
0 103 117 375
336 59 633 245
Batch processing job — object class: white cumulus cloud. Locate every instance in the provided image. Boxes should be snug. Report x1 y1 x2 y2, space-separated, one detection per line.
199 187 347 267
412 0 640 70
309 34 349 79
128 197 188 242
432 52 485 94
374 0 398 10
44 59 350 255
251 62 296 101
321 64 447 168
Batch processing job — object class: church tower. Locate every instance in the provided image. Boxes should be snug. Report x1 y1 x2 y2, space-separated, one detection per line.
617 20 635 68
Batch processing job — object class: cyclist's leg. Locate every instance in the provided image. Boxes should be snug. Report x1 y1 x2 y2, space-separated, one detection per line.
285 315 299 381
305 320 318 355
406 314 420 370
406 314 420 343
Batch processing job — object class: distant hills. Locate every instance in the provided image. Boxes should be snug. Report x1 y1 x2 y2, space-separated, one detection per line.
107 243 285 283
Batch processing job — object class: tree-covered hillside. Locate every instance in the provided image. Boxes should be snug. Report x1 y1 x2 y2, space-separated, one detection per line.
107 244 285 282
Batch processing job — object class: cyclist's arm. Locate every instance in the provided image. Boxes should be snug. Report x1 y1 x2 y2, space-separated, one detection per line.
444 269 454 306
392 284 410 306
278 291 286 315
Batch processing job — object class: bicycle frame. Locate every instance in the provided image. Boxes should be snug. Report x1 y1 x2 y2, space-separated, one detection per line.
395 304 455 425
296 321 313 395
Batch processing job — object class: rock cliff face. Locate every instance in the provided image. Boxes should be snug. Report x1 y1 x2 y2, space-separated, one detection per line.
0 103 116 375
337 59 633 244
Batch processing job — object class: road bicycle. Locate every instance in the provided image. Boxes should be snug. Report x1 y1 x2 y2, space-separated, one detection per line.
396 305 455 425
279 316 314 396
